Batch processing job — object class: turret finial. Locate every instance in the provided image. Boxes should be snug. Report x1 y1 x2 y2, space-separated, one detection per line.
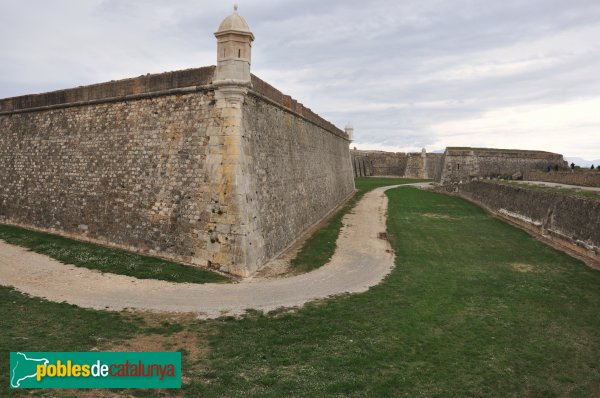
234 4 238 12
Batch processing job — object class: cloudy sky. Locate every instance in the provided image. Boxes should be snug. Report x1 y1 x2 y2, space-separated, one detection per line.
1 0 600 159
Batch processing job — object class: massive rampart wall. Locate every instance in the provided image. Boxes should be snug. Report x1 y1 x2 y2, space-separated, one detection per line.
455 181 600 264
242 94 355 264
524 170 600 188
0 89 234 269
439 147 566 184
0 67 353 276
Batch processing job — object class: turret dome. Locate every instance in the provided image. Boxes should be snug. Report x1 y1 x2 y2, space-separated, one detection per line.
216 6 254 38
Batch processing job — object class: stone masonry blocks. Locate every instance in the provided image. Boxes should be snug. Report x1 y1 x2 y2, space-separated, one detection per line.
0 74 355 277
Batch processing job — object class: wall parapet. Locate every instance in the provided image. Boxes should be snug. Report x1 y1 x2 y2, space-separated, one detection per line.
0 66 216 113
250 74 348 140
0 68 349 143
445 147 563 158
524 170 600 188
0 86 213 116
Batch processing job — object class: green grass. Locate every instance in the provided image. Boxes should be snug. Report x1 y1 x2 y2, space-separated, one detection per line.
0 286 142 395
291 177 430 272
2 187 600 397
0 224 229 284
187 188 600 397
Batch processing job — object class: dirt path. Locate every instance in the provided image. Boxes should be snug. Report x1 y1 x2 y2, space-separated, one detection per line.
0 183 431 318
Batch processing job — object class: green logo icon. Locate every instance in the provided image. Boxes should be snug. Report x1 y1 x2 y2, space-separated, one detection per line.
11 352 50 388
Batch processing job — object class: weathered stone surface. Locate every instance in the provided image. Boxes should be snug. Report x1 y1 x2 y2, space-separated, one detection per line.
0 72 354 276
0 8 354 277
352 150 407 176
242 94 355 268
350 149 442 179
524 170 600 188
0 90 252 269
251 75 346 139
426 153 444 181
0 67 216 113
438 147 566 184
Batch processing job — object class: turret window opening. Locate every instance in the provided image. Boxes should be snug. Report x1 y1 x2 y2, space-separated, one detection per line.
238 49 241 58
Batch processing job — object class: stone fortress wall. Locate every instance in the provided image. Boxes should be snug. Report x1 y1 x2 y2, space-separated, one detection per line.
0 74 219 270
351 149 443 179
524 170 600 188
438 147 567 184
405 153 426 179
434 148 599 265
351 150 406 177
351 146 568 189
0 9 355 276
242 93 354 266
351 144 597 265
426 153 445 182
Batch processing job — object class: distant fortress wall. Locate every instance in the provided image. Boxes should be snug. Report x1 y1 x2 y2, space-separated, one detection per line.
427 153 444 182
351 149 443 179
439 147 567 184
350 146 566 184
524 170 600 188
351 150 406 177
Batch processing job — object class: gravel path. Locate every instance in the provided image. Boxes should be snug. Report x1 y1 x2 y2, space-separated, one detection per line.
0 183 430 318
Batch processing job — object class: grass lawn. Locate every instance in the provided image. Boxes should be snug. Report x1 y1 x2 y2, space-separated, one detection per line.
183 188 600 397
0 224 229 284
0 286 143 395
291 177 430 272
2 186 599 397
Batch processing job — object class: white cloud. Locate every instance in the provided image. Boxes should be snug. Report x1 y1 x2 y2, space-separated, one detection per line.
1 0 600 159
429 97 600 158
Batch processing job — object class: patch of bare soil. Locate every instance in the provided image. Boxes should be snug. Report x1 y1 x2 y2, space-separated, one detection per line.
251 258 295 279
511 263 536 273
423 213 454 219
86 315 212 396
103 313 207 359
108 331 204 358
